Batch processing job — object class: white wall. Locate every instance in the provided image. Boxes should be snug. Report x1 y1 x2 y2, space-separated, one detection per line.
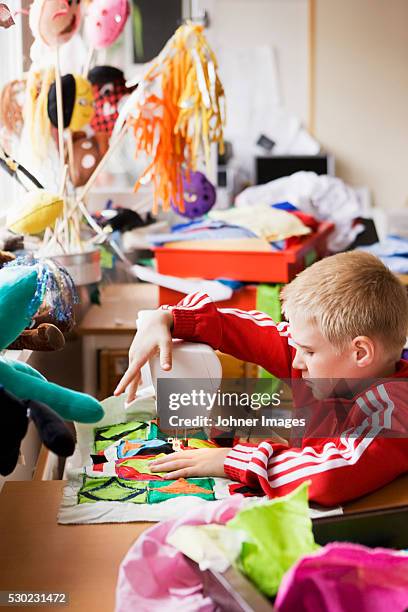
314 0 408 209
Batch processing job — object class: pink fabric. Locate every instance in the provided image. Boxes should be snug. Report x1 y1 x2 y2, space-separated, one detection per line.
275 542 408 612
115 496 247 612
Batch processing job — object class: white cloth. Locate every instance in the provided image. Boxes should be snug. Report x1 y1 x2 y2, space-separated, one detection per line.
236 171 364 251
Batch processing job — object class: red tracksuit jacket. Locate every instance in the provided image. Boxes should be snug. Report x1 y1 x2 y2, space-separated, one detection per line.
167 291 408 506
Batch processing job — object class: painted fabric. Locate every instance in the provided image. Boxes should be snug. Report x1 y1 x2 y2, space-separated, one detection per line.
148 478 215 504
94 420 149 452
78 475 147 504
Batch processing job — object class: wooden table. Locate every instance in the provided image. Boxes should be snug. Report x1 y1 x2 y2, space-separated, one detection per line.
0 481 150 611
78 283 158 396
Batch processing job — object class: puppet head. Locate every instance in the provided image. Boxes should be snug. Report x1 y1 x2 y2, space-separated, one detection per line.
0 3 14 28
88 66 134 135
171 171 216 219
6 190 64 235
69 131 106 187
29 0 81 47
84 0 129 49
0 263 103 423
47 74 94 131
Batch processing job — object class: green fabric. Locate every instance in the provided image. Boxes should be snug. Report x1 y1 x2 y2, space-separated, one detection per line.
227 483 319 596
94 420 149 452
0 266 42 349
0 358 103 423
117 455 167 477
11 360 47 380
256 283 282 386
148 478 215 504
78 475 147 504
150 422 208 442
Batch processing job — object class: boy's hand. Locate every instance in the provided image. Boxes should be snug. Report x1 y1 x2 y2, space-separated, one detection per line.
114 309 174 402
150 448 231 479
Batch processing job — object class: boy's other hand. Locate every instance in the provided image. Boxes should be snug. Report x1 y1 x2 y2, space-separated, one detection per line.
114 309 174 402
150 448 230 479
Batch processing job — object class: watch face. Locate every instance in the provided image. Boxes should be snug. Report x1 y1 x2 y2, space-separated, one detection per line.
70 75 95 131
36 0 81 47
84 0 129 49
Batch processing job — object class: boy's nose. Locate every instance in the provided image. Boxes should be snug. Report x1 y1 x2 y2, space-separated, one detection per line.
292 349 306 371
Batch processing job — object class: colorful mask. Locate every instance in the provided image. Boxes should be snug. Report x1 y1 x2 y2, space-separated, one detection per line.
0 3 14 28
84 0 129 49
47 74 94 131
29 0 81 47
171 171 217 219
88 66 135 135
69 132 105 187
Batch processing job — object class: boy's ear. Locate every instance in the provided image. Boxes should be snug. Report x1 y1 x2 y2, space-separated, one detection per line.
351 336 375 367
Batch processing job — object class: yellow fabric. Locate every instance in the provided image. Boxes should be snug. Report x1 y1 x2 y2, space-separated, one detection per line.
70 75 94 131
163 238 273 251
7 189 63 234
209 205 311 241
25 68 54 160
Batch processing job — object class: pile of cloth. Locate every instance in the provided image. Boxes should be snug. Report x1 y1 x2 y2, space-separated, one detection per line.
115 482 408 611
148 203 319 252
148 172 364 253
357 236 408 274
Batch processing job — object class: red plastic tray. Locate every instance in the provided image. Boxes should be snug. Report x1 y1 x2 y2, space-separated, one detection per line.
154 222 334 283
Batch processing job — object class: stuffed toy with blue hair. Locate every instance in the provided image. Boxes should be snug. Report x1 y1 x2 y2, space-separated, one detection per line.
0 264 104 424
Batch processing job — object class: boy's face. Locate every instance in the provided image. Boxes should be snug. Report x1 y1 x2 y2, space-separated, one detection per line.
289 315 358 399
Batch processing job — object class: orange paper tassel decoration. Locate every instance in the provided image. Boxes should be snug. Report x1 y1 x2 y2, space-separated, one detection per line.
128 22 225 214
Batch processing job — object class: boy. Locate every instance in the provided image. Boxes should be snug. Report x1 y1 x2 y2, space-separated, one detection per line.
115 251 408 506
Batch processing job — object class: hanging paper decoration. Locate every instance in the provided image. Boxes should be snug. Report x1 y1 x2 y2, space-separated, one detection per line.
171 170 216 219
119 22 225 214
29 0 81 48
47 74 95 131
84 0 130 50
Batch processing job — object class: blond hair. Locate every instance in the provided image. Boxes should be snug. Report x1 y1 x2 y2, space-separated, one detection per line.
281 251 408 354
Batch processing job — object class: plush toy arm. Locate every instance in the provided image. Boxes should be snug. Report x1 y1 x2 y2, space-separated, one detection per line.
7 359 47 380
0 358 104 423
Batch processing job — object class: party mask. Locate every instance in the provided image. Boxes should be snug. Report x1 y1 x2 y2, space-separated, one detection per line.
84 0 129 49
48 74 94 131
171 171 216 219
88 65 135 135
30 0 81 47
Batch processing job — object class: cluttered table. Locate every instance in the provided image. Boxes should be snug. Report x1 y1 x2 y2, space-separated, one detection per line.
1 474 408 611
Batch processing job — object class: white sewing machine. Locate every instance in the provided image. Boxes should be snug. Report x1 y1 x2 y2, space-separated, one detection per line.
142 340 222 395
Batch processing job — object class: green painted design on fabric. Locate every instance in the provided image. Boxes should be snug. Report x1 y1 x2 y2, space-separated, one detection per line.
227 482 319 596
78 475 147 504
148 422 167 440
118 454 167 476
150 422 209 442
256 284 282 384
148 477 215 504
94 420 149 452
